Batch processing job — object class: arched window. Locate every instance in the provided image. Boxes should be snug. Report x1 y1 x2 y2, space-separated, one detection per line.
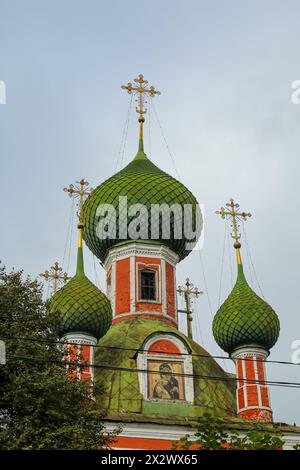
139 268 157 301
137 335 194 403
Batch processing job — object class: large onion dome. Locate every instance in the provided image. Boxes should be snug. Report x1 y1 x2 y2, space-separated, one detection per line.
213 264 280 355
83 142 202 263
50 239 112 340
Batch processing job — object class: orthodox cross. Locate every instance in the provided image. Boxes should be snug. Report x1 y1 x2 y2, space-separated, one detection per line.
40 262 70 293
215 198 251 264
121 74 161 141
63 179 93 228
177 278 203 340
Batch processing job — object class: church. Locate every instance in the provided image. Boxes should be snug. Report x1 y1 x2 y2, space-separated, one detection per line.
47 74 300 450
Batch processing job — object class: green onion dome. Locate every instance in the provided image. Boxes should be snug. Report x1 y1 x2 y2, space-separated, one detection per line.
50 242 112 340
83 144 202 263
213 264 280 355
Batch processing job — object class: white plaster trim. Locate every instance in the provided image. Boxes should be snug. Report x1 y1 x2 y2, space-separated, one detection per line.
106 422 194 442
61 333 97 346
282 435 300 450
173 264 178 324
130 256 135 312
263 360 272 409
111 261 116 317
104 422 300 450
103 242 179 271
238 405 272 412
231 346 268 361
161 259 167 314
253 358 262 407
137 334 194 404
77 344 82 380
241 359 247 408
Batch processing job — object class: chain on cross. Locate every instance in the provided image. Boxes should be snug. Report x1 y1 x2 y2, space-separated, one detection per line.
177 278 203 340
40 261 71 294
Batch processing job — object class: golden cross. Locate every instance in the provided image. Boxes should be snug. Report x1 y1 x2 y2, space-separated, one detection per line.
121 74 161 141
177 278 203 340
215 198 251 264
40 261 71 293
63 179 93 227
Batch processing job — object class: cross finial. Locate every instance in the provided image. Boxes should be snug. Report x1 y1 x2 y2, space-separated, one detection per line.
121 74 161 147
177 278 203 340
63 179 93 228
40 261 71 294
215 198 251 264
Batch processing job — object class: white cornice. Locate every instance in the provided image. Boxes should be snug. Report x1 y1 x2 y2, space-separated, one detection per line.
231 346 268 360
61 333 97 346
103 242 179 270
103 422 300 449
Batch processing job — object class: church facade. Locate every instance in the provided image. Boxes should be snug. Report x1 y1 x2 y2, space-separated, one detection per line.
49 75 300 450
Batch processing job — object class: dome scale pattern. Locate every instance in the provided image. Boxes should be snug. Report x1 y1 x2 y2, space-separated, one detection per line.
83 147 202 263
213 264 280 354
50 245 112 340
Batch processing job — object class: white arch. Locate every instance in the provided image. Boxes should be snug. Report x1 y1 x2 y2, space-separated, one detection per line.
137 333 194 404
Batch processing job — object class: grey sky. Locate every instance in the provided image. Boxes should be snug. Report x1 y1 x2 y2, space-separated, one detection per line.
1 0 300 424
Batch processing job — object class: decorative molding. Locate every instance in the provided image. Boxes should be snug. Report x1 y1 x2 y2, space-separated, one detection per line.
137 334 194 404
238 404 271 412
136 261 161 304
231 346 268 361
61 333 96 382
61 333 97 346
130 256 135 313
232 346 273 419
241 359 247 408
103 242 179 271
173 264 178 324
103 422 300 450
161 259 167 314
111 261 116 317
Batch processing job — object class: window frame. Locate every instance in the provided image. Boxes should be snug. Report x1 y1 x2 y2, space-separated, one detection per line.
139 268 157 302
137 263 161 304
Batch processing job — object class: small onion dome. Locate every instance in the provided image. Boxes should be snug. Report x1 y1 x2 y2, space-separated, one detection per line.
83 145 202 263
213 264 280 355
50 243 112 340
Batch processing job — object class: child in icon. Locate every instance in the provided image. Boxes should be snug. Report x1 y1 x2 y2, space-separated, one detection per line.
153 363 180 400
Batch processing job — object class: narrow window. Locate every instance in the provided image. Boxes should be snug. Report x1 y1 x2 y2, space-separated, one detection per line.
139 269 156 301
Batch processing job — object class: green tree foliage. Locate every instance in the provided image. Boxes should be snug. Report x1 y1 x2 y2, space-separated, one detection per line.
173 413 284 450
0 263 118 449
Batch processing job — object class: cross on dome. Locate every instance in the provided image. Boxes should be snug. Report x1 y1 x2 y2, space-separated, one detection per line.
215 198 251 265
121 74 161 146
40 261 70 293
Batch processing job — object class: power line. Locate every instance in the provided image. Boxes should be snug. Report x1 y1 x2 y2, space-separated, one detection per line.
198 249 228 373
7 354 300 390
226 220 234 288
242 220 265 299
1 335 299 367
151 99 181 179
217 222 227 309
62 198 75 269
114 94 133 172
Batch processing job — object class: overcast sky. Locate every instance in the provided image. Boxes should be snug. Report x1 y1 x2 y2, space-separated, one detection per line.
1 0 300 425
